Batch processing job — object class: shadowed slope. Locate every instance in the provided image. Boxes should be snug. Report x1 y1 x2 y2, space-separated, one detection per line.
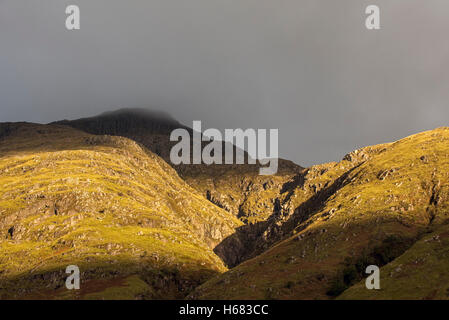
189 127 449 299
338 221 449 300
52 109 303 227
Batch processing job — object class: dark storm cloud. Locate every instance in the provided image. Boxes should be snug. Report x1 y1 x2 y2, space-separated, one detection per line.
1 0 448 166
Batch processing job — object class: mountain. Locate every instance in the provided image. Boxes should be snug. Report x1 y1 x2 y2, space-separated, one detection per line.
52 109 304 267
4 108 449 300
52 109 303 257
52 108 188 162
189 127 449 299
0 122 241 299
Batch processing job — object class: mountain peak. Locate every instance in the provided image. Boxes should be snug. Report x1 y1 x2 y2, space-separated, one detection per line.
51 108 187 136
97 107 177 123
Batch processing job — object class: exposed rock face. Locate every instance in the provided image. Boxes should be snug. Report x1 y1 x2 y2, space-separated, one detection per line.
0 123 242 299
51 109 304 268
3 111 449 301
54 108 185 136
52 108 189 162
190 127 449 300
52 109 303 227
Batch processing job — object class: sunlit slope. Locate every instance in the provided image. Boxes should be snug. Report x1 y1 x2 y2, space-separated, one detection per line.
0 123 242 299
54 109 303 225
190 127 449 299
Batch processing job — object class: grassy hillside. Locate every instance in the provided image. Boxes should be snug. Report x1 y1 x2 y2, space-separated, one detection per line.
189 127 449 299
4 116 448 300
54 109 303 227
0 123 241 299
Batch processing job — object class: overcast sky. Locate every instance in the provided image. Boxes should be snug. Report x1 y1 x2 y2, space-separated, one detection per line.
1 1 448 166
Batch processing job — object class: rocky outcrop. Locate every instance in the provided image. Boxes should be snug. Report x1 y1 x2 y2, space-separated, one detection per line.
0 123 242 299
190 128 449 299
53 109 303 225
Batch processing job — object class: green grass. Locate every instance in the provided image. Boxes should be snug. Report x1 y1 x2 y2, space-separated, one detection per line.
190 127 449 300
0 123 241 299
